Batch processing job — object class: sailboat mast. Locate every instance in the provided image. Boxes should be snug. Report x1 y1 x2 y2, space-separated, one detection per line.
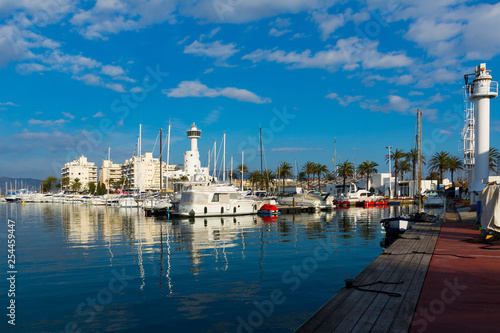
166 124 171 193
417 109 423 212
213 141 217 181
160 128 162 196
139 124 143 193
223 133 226 183
241 151 244 191
260 127 263 176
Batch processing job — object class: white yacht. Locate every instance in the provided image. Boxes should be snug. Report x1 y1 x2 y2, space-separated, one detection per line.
172 183 262 217
423 190 445 207
277 192 333 210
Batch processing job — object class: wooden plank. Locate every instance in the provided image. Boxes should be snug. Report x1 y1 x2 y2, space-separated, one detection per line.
296 227 421 332
310 229 425 332
389 222 441 332
296 221 442 333
351 227 434 332
368 225 438 332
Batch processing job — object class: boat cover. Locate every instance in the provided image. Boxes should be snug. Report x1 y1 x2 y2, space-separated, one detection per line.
480 185 500 233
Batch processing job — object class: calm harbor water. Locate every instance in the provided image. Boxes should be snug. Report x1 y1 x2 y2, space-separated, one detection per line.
1 203 414 332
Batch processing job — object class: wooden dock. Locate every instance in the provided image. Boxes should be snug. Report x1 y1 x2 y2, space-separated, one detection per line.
296 220 441 333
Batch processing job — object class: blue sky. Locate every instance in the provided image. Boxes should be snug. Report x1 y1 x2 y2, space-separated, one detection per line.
1 0 500 179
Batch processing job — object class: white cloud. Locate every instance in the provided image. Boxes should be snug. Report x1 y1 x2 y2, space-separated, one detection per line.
71 0 177 40
325 92 362 106
62 112 75 119
439 129 453 136
0 101 19 106
243 37 413 72
312 11 346 40
164 80 271 104
93 111 105 118
12 121 21 126
409 91 424 96
105 82 126 92
269 27 291 37
203 109 220 125
270 17 292 28
363 95 411 114
184 40 239 65
101 64 125 76
181 0 326 24
28 118 67 126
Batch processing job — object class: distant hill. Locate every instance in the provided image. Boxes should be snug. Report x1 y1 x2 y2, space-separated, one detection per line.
0 177 42 193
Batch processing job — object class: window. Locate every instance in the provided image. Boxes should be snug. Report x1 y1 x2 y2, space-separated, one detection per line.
212 193 219 202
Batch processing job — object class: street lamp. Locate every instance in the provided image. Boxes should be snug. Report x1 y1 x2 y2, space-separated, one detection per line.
386 146 393 199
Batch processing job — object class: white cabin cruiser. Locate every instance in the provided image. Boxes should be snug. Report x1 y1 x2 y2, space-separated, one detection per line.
277 192 333 210
172 183 262 217
423 190 445 207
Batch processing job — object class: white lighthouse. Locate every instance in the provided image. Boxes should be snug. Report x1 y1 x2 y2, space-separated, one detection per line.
468 63 498 200
183 123 204 181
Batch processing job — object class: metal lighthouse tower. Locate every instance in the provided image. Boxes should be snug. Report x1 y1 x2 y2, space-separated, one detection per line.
464 63 498 202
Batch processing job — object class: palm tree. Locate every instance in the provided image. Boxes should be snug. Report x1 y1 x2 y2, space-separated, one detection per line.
399 159 412 181
386 148 406 198
60 176 70 191
301 161 316 190
277 161 293 194
71 178 82 192
407 148 426 181
357 160 378 190
325 172 336 182
428 151 450 188
490 147 500 172
248 171 261 192
237 164 249 188
336 161 355 194
447 156 464 185
315 163 329 191
42 176 59 193
88 182 96 194
262 169 275 192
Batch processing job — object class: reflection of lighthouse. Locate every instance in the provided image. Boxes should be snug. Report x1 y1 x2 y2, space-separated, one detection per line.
469 64 498 200
184 123 203 181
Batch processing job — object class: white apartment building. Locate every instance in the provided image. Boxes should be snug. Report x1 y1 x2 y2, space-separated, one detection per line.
61 155 98 190
99 159 122 188
122 152 167 191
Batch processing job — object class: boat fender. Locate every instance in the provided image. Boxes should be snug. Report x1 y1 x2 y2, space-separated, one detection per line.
189 209 195 217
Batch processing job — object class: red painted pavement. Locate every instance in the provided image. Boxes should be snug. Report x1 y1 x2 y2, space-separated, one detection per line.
410 222 500 333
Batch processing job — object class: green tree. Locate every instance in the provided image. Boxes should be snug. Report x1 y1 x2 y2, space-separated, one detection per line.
262 169 275 192
42 176 59 193
447 156 464 185
248 171 261 192
301 161 316 190
325 172 336 182
336 161 355 194
386 148 406 198
277 161 293 194
71 178 82 192
490 147 500 172
407 148 426 181
88 182 96 195
315 163 329 192
399 159 412 181
428 151 450 188
60 177 70 191
357 160 379 190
